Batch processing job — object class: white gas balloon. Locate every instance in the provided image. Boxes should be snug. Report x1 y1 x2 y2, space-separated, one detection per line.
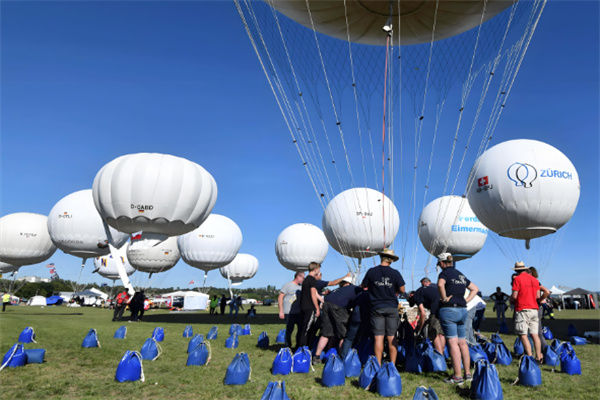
178 214 242 273
467 139 580 244
48 190 129 259
275 223 328 272
0 213 57 266
94 247 135 281
127 233 180 274
418 196 488 261
219 254 258 286
322 188 399 259
0 262 20 274
92 153 217 237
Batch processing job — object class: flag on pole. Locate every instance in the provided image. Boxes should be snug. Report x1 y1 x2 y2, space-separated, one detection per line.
189 280 194 285
46 263 55 268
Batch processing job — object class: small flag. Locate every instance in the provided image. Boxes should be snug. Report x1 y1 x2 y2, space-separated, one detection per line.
49 268 56 274
189 280 194 285
101 283 108 287
46 263 55 268
131 233 142 241
478 176 489 187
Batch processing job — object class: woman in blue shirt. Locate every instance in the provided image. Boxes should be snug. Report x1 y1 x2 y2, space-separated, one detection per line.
437 253 479 386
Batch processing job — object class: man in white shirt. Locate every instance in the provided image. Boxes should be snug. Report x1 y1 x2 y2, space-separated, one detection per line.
278 271 305 348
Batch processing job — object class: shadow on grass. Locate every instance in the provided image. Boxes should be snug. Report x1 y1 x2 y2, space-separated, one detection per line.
142 312 282 325
10 312 84 316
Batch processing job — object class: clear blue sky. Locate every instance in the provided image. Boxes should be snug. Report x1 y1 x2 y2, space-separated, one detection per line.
1 1 598 295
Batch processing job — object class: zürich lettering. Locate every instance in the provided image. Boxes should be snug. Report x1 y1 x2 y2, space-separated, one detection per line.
540 169 572 180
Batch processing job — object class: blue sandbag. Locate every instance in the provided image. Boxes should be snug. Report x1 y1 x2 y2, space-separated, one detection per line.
322 354 345 387
229 324 239 335
183 325 193 338
261 381 291 400
518 355 542 387
468 344 489 364
560 350 582 375
18 327 36 343
356 336 374 365
275 329 286 344
343 348 361 378
187 341 210 366
224 353 250 385
405 346 424 373
542 326 553 340
567 324 579 337
257 331 270 349
292 346 312 373
243 324 251 335
498 321 509 334
570 336 588 345
471 360 503 400
1 343 26 369
187 334 205 353
513 336 533 356
140 338 161 361
491 333 504 345
543 346 560 367
152 327 165 342
25 349 46 364
320 347 338 363
207 326 218 340
82 329 100 348
374 362 402 397
494 343 513 366
421 341 446 372
114 326 127 339
413 386 439 400
358 355 381 389
272 348 293 375
225 333 239 349
115 350 144 382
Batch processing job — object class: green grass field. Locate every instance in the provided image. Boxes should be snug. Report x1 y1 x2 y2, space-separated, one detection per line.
1 305 598 399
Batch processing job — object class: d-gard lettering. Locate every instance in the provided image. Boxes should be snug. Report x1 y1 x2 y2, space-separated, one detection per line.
131 204 154 213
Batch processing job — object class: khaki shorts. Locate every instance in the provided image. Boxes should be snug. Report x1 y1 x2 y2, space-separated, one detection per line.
424 315 443 340
514 309 539 335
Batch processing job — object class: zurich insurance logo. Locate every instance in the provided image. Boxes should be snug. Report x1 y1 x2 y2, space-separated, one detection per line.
507 162 537 188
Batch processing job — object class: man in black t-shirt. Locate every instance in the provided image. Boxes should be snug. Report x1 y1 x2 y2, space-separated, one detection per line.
297 262 322 353
361 248 405 366
414 277 445 353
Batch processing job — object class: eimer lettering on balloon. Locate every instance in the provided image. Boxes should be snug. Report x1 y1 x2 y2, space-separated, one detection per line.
451 225 488 234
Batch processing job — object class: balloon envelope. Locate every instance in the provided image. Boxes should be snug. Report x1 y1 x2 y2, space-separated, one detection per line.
219 254 258 285
0 262 20 274
127 233 180 274
322 188 399 259
269 0 513 46
275 223 328 271
177 214 242 273
94 246 135 281
418 195 487 261
467 139 580 240
0 213 57 266
92 153 217 236
47 189 129 259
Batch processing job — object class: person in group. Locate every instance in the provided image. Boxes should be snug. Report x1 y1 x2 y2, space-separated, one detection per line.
287 289 304 351
219 294 229 315
129 290 145 322
437 253 479 386
232 295 245 318
414 277 445 354
2 292 10 312
209 295 219 315
247 304 257 318
361 248 405 366
278 271 305 347
339 288 370 359
490 286 510 325
465 290 486 345
510 261 548 362
528 266 551 351
313 276 363 360
112 290 130 322
472 291 486 338
297 262 322 354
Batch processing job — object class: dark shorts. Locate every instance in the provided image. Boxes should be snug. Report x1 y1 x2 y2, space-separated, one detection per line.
320 302 350 338
371 307 400 336
424 314 443 340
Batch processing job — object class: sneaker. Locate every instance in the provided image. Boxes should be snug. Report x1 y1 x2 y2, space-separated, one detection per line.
444 376 464 385
312 355 320 365
465 374 473 382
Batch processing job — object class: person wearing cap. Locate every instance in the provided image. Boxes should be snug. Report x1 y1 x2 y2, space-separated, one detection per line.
437 252 479 386
361 248 405 366
510 262 547 362
313 276 363 361
414 277 445 354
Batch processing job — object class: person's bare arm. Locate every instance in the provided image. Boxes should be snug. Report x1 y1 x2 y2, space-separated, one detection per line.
465 283 479 303
328 272 352 287
417 304 426 332
510 290 518 304
277 292 285 319
539 285 550 302
311 287 321 317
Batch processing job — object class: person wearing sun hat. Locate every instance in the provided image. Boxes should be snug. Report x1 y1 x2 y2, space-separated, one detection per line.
361 248 405 366
510 261 547 362
437 252 479 386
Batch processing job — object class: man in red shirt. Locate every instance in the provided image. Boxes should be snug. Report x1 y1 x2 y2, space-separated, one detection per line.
510 262 547 362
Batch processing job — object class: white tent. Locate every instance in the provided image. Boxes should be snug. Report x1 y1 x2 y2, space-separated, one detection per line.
72 288 109 306
155 290 209 310
27 295 46 306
